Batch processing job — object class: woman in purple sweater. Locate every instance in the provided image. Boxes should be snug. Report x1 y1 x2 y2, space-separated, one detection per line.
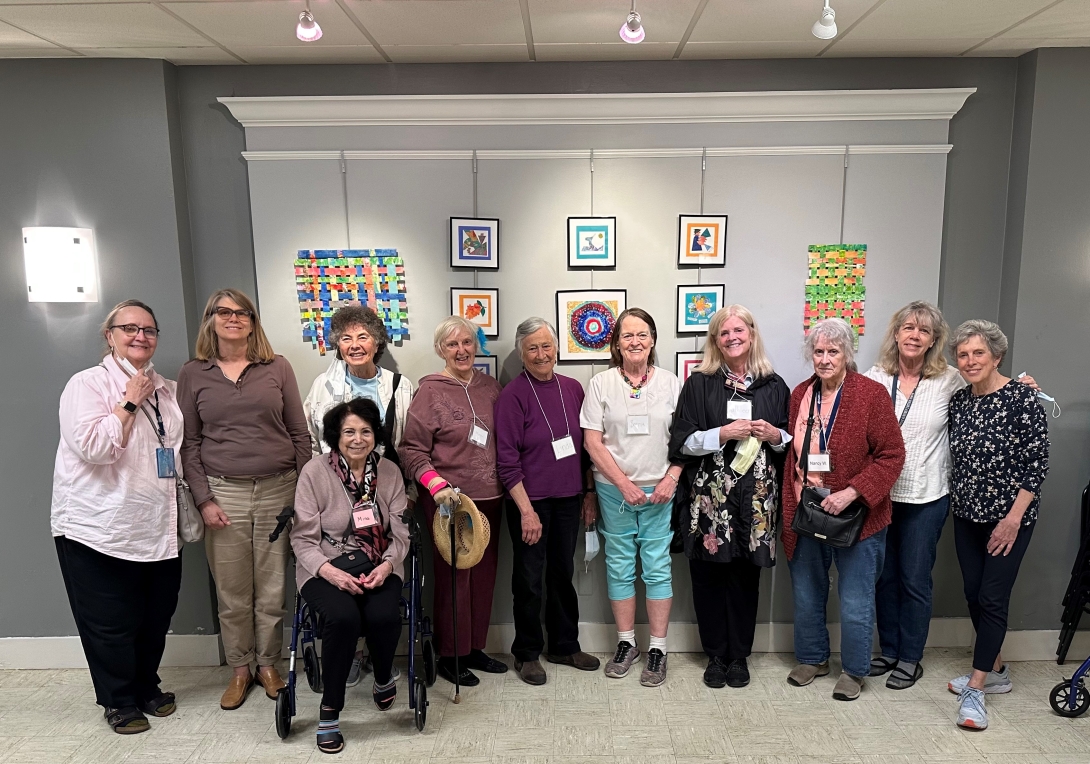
496 318 601 685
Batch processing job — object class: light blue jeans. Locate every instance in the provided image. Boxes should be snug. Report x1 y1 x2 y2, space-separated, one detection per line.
788 529 887 678
595 480 674 601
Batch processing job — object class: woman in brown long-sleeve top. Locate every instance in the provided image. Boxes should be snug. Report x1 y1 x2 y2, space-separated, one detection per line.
399 316 508 688
178 289 311 711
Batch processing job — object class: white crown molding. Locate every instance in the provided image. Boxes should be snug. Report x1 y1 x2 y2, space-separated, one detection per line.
219 89 976 128
242 144 952 163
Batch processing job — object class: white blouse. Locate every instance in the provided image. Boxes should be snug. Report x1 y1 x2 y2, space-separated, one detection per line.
51 355 183 562
863 364 964 504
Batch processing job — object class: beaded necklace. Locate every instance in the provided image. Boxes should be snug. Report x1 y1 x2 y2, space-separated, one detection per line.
618 366 649 399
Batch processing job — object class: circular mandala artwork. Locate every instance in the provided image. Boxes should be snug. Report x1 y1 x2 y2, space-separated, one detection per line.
570 301 616 351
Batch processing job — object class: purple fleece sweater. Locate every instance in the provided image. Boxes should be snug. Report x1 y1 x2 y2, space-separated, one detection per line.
495 371 586 501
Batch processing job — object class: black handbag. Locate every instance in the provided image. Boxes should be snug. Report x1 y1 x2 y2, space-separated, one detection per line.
791 379 868 549
329 549 375 578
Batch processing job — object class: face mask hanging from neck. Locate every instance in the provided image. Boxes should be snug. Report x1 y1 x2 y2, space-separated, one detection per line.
730 435 761 475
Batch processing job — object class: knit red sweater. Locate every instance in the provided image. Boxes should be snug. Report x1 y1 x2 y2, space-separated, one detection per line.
781 371 906 560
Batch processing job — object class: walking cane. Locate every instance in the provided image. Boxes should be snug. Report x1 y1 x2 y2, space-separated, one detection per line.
442 492 462 704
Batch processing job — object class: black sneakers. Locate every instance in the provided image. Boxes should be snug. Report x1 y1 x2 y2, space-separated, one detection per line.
704 657 750 688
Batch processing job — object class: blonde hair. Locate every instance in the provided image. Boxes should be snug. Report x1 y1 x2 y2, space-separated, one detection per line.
878 301 949 378
694 305 774 378
433 316 480 357
100 299 158 358
194 289 275 363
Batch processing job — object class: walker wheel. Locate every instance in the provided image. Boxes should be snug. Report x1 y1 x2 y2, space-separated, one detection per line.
1050 680 1090 717
422 639 437 687
303 644 323 693
274 688 291 739
414 680 428 731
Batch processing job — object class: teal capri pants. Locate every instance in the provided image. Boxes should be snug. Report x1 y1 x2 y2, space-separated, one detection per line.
595 480 674 601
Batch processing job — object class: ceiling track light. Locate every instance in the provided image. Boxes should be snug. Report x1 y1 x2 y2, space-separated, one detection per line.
812 0 837 40
619 1 645 44
297 0 322 43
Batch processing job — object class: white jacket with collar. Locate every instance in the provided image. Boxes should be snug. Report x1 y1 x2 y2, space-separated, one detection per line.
303 358 414 457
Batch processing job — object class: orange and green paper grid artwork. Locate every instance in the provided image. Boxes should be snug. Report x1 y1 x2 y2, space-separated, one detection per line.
803 244 866 339
295 249 408 356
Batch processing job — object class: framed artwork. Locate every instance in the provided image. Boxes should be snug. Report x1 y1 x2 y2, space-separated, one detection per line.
473 355 498 378
555 289 627 362
450 287 499 337
450 217 499 269
676 351 704 383
676 283 724 334
567 216 617 268
677 215 727 267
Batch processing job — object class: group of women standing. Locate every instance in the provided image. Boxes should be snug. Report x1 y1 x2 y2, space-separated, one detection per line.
51 287 1049 746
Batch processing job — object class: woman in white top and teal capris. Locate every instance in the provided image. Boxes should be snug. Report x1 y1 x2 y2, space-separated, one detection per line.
580 308 682 688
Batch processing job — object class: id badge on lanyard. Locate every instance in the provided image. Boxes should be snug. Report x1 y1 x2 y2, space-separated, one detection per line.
156 448 177 478
727 399 752 421
469 422 490 448
552 435 577 460
807 453 832 472
626 394 650 436
352 501 380 530
809 385 841 473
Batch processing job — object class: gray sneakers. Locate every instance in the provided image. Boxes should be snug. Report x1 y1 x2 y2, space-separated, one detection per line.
639 648 668 687
956 686 988 730
948 665 1012 695
604 641 641 678
787 661 830 687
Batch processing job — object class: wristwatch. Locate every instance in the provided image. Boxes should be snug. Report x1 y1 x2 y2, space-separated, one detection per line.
120 400 138 414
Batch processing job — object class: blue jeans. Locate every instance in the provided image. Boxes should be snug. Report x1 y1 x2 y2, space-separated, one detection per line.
875 496 950 663
789 529 887 678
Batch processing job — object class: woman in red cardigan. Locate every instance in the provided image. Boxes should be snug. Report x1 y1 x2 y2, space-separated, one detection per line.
783 318 905 701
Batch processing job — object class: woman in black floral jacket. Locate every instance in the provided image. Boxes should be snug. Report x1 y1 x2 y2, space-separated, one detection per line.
946 319 1049 732
669 306 790 690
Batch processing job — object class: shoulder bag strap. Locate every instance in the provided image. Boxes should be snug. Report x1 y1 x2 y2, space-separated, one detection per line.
797 379 821 486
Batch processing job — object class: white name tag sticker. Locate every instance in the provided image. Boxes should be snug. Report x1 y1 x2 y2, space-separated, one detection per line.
552 435 577 460
469 424 489 448
727 400 753 420
807 453 832 472
352 505 379 528
627 415 650 435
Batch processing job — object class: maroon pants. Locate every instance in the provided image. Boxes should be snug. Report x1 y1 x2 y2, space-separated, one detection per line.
421 492 502 658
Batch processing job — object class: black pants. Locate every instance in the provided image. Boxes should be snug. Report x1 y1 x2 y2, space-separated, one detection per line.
301 574 402 712
689 557 762 662
953 515 1034 673
507 496 582 662
55 536 182 710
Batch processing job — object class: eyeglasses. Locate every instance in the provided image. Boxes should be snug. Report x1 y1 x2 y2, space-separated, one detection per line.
110 324 159 339
212 308 253 321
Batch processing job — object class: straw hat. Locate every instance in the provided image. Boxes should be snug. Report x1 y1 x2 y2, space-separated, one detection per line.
432 494 491 569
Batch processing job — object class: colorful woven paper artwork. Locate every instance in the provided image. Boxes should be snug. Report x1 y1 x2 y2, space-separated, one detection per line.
295 249 408 356
804 244 867 340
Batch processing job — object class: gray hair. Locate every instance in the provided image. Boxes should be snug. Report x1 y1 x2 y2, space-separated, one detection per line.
514 317 559 354
433 316 480 357
949 319 1008 362
804 318 857 370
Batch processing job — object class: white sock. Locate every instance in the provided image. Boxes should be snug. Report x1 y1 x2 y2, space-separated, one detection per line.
649 635 667 655
617 629 636 647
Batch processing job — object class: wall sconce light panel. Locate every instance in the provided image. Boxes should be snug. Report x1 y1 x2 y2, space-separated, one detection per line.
23 227 99 303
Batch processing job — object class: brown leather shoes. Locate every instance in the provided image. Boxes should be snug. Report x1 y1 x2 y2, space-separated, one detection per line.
220 673 254 710
256 665 286 700
546 651 602 672
514 659 547 685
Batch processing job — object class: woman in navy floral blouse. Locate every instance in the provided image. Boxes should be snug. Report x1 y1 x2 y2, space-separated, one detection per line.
946 319 1049 732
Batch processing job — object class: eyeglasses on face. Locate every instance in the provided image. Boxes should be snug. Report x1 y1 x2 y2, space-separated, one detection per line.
212 307 253 321
110 324 159 339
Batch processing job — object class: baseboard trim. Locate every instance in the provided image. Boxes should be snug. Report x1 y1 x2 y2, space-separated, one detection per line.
4 620 1088 669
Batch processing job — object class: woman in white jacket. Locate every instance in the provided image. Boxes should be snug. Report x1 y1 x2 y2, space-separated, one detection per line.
304 305 413 461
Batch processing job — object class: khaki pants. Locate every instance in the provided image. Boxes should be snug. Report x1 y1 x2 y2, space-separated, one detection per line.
205 470 297 668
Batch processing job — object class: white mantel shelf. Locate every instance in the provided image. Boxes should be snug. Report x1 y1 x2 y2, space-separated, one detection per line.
219 89 976 128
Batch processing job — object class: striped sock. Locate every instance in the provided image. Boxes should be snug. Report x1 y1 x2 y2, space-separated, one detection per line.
318 707 340 741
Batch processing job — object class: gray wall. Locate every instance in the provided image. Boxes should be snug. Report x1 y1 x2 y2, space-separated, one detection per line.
0 59 214 637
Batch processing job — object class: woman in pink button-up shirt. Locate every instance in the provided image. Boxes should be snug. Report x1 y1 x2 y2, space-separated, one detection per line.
51 300 185 736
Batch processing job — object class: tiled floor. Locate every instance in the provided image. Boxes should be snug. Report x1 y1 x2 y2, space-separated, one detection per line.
1 648 1088 763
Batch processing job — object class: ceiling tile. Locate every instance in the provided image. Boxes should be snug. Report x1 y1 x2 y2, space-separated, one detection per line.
163 0 369 48
0 16 53 45
0 4 211 47
823 37 981 57
231 43 385 64
1002 0 1090 38
846 0 1058 41
0 45 74 56
688 0 876 43
969 36 1090 56
77 45 240 63
679 40 826 59
529 0 700 44
384 43 528 63
534 41 676 61
343 0 526 45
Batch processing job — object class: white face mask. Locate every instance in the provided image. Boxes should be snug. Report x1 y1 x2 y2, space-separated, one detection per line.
584 522 601 573
730 435 761 475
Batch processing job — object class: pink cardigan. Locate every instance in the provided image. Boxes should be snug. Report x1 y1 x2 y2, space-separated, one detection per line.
290 455 411 591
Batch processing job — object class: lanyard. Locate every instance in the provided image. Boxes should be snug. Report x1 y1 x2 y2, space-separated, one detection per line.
444 370 486 431
524 371 570 441
144 391 166 438
815 384 843 453
890 374 919 428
